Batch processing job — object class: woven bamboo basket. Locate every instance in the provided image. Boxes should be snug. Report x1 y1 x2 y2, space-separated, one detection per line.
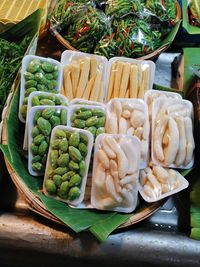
49 0 181 61
1 86 164 229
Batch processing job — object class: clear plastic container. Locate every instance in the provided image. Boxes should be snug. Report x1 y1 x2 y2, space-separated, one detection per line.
139 166 189 203
151 98 195 169
43 125 94 206
106 98 150 169
19 55 63 123
23 92 69 151
61 50 108 102
28 105 68 176
144 89 182 121
68 104 106 139
106 57 155 101
91 133 140 213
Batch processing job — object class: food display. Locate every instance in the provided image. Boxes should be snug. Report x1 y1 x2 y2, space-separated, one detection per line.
28 106 68 176
1 2 198 241
139 165 189 202
49 0 180 59
61 51 107 101
151 98 195 168
43 126 93 205
106 98 149 167
19 55 63 122
106 58 155 100
91 134 140 212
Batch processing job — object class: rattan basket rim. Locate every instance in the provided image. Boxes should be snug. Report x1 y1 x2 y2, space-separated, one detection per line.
1 88 164 230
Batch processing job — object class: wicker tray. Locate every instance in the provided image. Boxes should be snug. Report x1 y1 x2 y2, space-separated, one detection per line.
1 88 164 229
49 0 181 61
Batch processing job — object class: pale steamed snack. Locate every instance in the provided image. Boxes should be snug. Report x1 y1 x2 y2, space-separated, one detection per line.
106 99 149 166
107 61 151 100
63 56 105 102
139 165 189 202
91 134 140 213
144 90 182 121
152 98 195 168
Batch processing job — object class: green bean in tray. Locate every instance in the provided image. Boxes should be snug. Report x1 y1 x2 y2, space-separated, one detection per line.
71 107 106 138
21 93 67 120
20 59 59 120
105 0 143 18
63 6 110 53
30 107 68 174
44 129 88 202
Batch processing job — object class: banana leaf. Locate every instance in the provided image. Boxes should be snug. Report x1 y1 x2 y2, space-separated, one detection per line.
182 0 200 35
183 48 200 95
0 85 161 241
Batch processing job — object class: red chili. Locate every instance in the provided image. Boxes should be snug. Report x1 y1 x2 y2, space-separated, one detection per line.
131 42 135 50
162 0 166 8
79 26 90 33
123 28 129 37
143 46 147 54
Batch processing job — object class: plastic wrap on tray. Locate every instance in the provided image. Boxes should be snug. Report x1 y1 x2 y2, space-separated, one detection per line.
43 126 93 206
151 98 195 169
19 55 63 123
61 50 108 102
91 133 140 213
144 89 182 121
106 98 149 168
23 92 69 151
28 105 68 176
187 0 200 27
106 57 155 100
139 165 189 202
68 104 106 139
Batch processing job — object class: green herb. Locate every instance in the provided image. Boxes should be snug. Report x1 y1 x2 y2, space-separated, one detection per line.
0 37 29 113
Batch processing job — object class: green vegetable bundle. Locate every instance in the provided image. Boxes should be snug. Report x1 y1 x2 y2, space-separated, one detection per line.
50 0 180 58
112 16 162 58
94 31 118 58
145 0 177 25
105 0 143 18
0 37 29 113
63 6 110 53
50 0 90 28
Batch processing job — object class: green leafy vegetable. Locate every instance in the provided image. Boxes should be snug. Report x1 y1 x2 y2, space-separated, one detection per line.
0 37 29 113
